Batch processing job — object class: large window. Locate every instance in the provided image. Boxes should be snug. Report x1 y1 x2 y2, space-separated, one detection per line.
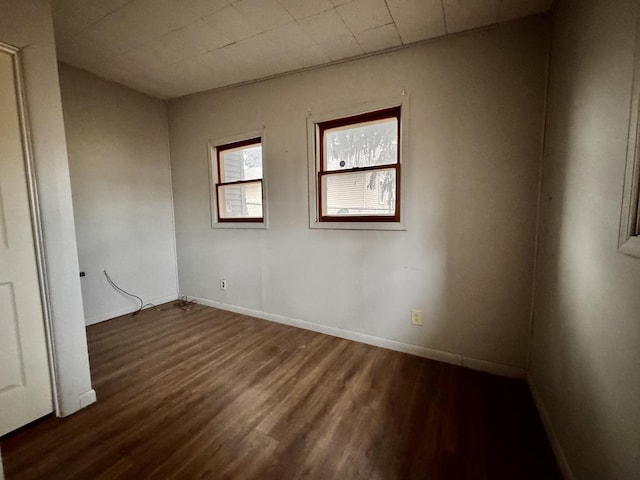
317 106 400 222
213 137 264 224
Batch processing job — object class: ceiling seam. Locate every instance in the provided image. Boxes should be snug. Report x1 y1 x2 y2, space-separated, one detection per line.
440 0 449 35
58 0 136 45
333 3 364 52
382 0 404 45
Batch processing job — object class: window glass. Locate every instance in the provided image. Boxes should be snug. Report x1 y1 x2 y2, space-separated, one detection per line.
217 181 263 219
220 144 262 182
324 117 398 171
321 168 397 217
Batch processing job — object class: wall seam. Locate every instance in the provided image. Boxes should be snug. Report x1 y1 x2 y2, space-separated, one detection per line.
164 99 180 298
526 16 554 372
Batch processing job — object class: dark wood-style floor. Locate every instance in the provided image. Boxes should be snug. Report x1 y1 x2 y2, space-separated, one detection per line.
1 303 561 479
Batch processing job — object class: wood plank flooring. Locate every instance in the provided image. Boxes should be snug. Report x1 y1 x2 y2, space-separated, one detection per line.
1 303 561 479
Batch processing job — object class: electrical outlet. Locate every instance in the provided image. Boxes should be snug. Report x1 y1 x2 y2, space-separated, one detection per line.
220 278 227 290
411 309 423 326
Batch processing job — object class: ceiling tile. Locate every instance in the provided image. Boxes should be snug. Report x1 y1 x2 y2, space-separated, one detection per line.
443 0 500 34
134 35 189 66
118 72 175 98
172 50 241 93
86 62 129 85
233 0 295 33
325 39 365 61
299 9 364 61
51 0 127 44
51 8 94 42
52 0 107 24
264 22 331 69
157 21 216 57
202 5 261 45
298 9 350 44
79 26 138 57
92 1 181 50
277 0 334 20
336 0 392 34
355 23 402 53
175 0 230 18
137 46 183 68
62 24 130 61
498 0 553 22
386 0 445 44
132 0 200 31
197 49 240 79
171 55 213 83
57 40 114 73
128 43 169 70
111 49 158 78
216 34 283 81
51 0 132 35
84 0 135 16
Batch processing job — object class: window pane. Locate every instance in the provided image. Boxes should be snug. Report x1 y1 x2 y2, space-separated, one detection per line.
220 144 262 182
321 168 396 217
324 117 397 171
217 181 263 219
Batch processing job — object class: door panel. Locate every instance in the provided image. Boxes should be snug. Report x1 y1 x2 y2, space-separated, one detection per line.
0 283 25 392
0 48 53 436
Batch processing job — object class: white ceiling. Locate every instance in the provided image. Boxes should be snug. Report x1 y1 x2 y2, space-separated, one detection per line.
52 0 553 99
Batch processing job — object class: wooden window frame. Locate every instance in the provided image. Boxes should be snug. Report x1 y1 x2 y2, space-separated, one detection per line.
209 129 268 229
317 106 401 223
215 137 263 223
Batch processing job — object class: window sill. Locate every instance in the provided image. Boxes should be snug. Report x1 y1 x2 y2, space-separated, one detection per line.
309 220 406 231
212 221 268 230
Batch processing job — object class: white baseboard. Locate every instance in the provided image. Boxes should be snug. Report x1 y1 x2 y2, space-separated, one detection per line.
85 293 179 326
189 296 526 379
462 356 526 379
527 375 575 480
78 389 97 410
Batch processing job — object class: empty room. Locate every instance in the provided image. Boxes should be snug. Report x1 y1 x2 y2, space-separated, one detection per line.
0 0 639 478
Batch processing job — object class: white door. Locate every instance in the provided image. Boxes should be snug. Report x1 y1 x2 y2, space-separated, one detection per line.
0 47 53 436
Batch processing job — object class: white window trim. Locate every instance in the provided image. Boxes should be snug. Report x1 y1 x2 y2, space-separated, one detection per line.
619 15 640 257
307 95 410 231
208 128 269 229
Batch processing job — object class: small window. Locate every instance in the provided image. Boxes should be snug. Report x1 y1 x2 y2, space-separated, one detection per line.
317 106 401 222
214 137 263 223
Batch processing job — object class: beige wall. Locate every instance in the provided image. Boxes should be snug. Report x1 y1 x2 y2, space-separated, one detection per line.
530 0 640 478
169 17 549 372
0 0 92 416
59 64 178 325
